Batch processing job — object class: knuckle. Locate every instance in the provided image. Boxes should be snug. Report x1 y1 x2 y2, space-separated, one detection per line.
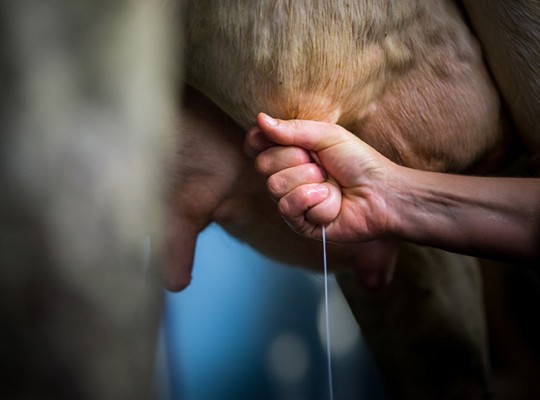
267 174 283 195
254 155 269 175
291 147 309 165
290 119 304 133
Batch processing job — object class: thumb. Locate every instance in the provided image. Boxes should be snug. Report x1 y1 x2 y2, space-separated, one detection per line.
255 113 353 153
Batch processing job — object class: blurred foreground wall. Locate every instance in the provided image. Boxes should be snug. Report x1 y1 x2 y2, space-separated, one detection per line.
0 1 176 398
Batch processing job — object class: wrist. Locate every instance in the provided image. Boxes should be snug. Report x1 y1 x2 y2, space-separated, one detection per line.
366 161 410 240
380 165 446 244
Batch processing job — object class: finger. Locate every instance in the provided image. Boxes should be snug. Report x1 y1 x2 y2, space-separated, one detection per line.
267 163 326 199
256 112 355 152
304 181 342 225
278 183 339 231
244 126 274 158
255 145 312 177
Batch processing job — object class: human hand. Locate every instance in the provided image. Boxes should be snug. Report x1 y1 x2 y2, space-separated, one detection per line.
245 113 399 243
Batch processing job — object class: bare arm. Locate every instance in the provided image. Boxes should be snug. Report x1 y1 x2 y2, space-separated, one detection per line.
387 167 540 264
246 113 540 265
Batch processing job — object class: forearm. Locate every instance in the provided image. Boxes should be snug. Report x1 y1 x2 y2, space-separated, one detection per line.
386 166 540 264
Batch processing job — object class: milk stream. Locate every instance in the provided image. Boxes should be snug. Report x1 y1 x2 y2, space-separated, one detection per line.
322 226 334 400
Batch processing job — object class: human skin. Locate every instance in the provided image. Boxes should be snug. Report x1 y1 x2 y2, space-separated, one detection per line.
246 113 540 265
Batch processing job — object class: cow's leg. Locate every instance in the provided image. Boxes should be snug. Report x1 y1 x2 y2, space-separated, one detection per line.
339 245 490 400
479 260 540 399
459 3 540 398
461 0 540 169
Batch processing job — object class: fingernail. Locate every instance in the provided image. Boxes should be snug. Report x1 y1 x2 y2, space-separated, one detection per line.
308 185 329 198
262 113 278 126
318 186 329 196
